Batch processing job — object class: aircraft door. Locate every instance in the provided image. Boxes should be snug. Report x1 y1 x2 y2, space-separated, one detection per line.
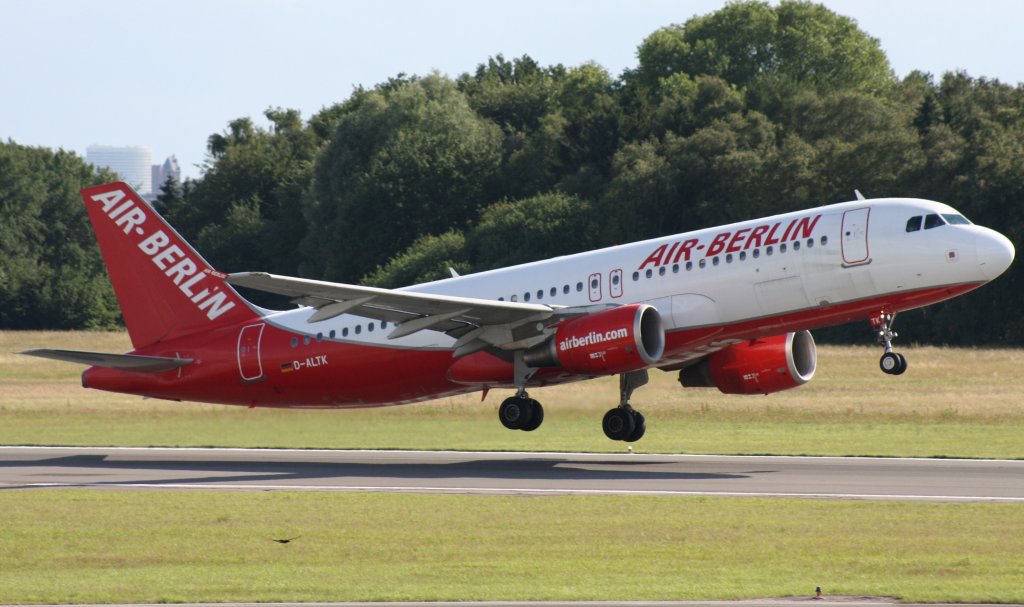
841 208 871 266
609 269 623 298
588 272 602 302
237 323 265 382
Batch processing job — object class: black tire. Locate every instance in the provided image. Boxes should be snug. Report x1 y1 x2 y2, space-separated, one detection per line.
499 396 532 430
879 352 901 375
521 400 544 432
625 411 646 443
893 353 908 375
602 408 635 441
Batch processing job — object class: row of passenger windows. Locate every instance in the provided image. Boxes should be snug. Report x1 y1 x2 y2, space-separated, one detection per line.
906 213 970 232
494 235 830 303
291 234 831 345
498 282 586 303
635 235 829 279
290 321 391 347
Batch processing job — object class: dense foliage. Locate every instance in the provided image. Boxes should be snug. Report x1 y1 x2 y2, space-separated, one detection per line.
2 1 1021 343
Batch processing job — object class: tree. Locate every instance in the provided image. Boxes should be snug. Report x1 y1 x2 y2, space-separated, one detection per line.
305 73 502 282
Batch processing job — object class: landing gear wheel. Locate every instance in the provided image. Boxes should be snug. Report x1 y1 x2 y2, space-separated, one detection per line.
879 352 907 375
625 411 646 443
521 400 544 432
894 353 907 375
499 396 534 430
602 408 636 441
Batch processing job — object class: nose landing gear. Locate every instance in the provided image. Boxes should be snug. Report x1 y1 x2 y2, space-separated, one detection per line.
872 312 907 375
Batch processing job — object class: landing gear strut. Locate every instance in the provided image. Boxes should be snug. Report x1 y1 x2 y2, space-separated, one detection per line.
602 370 648 442
498 351 544 432
872 312 907 375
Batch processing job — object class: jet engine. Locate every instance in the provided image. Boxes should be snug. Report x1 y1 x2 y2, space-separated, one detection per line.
678 330 816 395
524 304 664 374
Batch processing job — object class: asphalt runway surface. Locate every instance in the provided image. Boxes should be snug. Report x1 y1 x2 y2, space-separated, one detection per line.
1 446 1023 502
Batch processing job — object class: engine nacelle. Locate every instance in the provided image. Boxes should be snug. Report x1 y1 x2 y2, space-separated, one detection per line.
524 304 665 375
678 330 817 395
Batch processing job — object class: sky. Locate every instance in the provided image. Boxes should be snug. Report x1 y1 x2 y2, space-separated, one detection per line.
2 0 1023 181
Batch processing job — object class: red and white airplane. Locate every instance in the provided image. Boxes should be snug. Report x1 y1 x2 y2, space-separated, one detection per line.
25 182 1015 442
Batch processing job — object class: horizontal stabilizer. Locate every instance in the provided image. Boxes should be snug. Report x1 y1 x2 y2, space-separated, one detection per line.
21 349 193 373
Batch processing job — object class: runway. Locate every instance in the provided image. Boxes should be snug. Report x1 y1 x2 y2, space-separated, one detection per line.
1 447 1022 502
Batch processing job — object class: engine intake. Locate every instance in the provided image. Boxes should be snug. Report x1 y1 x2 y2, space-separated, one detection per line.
678 330 817 395
524 304 664 375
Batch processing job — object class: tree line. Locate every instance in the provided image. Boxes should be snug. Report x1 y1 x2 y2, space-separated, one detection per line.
2 1 1021 344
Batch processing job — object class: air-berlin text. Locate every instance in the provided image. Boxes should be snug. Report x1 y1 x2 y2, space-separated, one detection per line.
89 189 237 321
638 214 822 269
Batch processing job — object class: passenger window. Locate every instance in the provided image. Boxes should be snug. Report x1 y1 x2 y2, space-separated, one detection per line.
906 216 922 232
753 249 760 259
766 246 773 256
550 287 557 297
354 326 361 335
807 238 814 248
368 323 374 332
672 264 679 273
303 335 311 345
658 266 666 276
511 294 518 302
712 257 720 266
924 214 945 229
316 332 323 342
739 251 747 260
726 253 733 263
290 337 298 348
498 297 504 301
780 244 787 254
793 241 801 251
329 330 336 339
611 274 620 286
576 282 583 292
563 285 570 294
645 269 653 279
699 259 706 269
342 328 349 337
820 236 828 246
632 272 639 282
686 261 693 271
524 292 531 302
536 290 543 300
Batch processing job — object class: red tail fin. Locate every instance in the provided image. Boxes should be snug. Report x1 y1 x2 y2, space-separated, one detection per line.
82 182 259 349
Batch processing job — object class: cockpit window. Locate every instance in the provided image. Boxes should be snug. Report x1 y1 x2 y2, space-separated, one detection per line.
906 216 922 232
942 213 971 225
924 214 945 229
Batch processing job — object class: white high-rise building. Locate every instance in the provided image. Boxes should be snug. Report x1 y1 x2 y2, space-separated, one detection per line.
86 145 153 195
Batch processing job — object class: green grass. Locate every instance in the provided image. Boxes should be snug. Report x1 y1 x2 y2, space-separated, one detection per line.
4 331 1024 457
1 491 1022 604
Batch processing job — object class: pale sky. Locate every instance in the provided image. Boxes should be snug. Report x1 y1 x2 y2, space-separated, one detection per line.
2 0 1022 181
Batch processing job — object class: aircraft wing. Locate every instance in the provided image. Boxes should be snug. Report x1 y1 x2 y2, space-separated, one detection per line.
227 272 573 356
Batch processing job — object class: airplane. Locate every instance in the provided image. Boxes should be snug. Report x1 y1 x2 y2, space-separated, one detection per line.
24 182 1015 442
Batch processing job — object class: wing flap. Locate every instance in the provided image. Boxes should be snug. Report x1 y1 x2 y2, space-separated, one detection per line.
21 349 193 373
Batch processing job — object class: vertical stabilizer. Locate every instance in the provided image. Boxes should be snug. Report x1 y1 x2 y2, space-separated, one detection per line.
82 182 259 348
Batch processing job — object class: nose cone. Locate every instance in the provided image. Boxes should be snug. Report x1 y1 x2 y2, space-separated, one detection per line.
976 230 1015 280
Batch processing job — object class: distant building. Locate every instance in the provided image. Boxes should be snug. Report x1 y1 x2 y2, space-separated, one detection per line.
86 145 153 195
151 155 181 195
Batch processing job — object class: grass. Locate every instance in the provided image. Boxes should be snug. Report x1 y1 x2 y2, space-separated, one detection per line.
3 331 1024 457
1 491 1023 604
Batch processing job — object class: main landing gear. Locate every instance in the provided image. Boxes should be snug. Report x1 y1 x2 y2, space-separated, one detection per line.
602 370 648 443
496 354 650 442
499 351 544 432
872 312 907 375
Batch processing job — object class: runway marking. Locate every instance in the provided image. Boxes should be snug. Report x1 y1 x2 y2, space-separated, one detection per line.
3 445 1023 463
10 481 1024 502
